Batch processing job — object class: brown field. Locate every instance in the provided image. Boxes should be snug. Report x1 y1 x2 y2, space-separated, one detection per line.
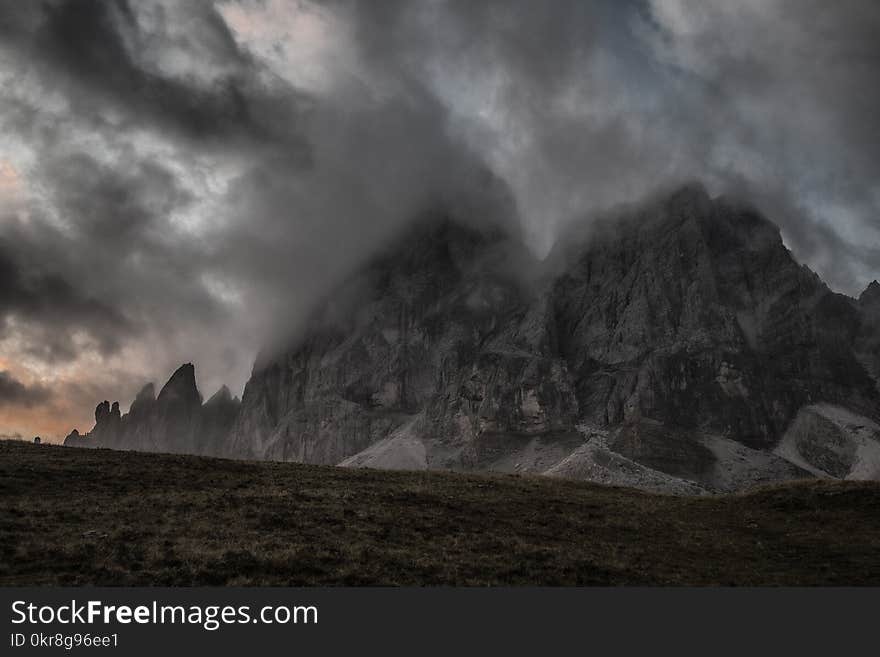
1 439 879 585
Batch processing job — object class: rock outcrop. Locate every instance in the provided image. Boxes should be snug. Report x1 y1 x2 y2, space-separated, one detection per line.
857 280 880 391
64 184 880 493
64 364 239 456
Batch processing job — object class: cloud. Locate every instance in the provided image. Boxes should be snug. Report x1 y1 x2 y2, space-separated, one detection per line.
328 0 880 285
0 0 512 436
0 371 51 408
1 0 312 151
639 0 880 291
0 240 134 362
330 0 657 250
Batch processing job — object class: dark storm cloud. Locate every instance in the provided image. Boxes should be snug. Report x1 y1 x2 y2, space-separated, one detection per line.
636 0 880 292
0 0 514 420
0 0 310 395
1 0 311 153
0 240 133 362
303 1 707 263
44 153 193 243
332 0 880 290
0 370 51 408
210 83 517 352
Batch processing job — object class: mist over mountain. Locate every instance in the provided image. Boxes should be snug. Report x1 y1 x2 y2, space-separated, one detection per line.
2 2 880 444
66 185 880 493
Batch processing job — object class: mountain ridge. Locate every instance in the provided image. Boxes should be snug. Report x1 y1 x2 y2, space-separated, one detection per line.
64 184 880 492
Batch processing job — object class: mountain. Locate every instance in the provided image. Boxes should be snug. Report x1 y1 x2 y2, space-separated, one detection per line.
225 217 576 466
65 364 239 456
65 184 880 492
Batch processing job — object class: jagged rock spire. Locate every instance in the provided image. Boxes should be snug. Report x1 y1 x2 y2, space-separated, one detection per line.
157 363 201 406
205 384 232 406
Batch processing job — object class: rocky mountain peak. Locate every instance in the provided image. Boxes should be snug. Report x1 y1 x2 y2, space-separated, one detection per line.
64 363 234 456
370 215 509 286
665 181 712 213
135 383 156 402
129 383 155 417
94 400 111 424
157 363 201 406
205 384 234 407
860 280 880 308
94 400 120 424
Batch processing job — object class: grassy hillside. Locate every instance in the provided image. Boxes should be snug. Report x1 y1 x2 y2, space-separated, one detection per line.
2 440 879 585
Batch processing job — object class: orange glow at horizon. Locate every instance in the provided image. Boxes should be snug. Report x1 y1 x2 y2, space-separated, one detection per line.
0 357 92 443
0 159 23 197
0 405 94 444
0 158 31 225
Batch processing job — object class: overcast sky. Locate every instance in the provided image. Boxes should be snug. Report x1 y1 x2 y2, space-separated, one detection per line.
1 0 878 441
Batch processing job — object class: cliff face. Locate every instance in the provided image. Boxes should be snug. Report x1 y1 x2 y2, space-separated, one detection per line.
551 185 876 449
225 218 579 465
857 280 880 390
222 184 879 489
64 364 239 457
65 185 880 492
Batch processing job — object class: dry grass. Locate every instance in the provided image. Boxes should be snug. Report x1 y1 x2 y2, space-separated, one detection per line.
1 440 879 585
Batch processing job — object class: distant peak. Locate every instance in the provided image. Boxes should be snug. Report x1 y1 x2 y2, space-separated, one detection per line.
94 400 120 424
205 384 234 406
666 181 711 210
157 363 201 405
130 382 156 414
385 213 506 261
95 400 110 423
860 279 880 306
135 382 156 402
673 180 710 200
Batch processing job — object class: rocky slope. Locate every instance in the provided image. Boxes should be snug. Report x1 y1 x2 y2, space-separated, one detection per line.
65 184 880 493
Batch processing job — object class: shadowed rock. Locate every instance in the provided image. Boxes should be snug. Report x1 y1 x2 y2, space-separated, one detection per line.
63 364 235 457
